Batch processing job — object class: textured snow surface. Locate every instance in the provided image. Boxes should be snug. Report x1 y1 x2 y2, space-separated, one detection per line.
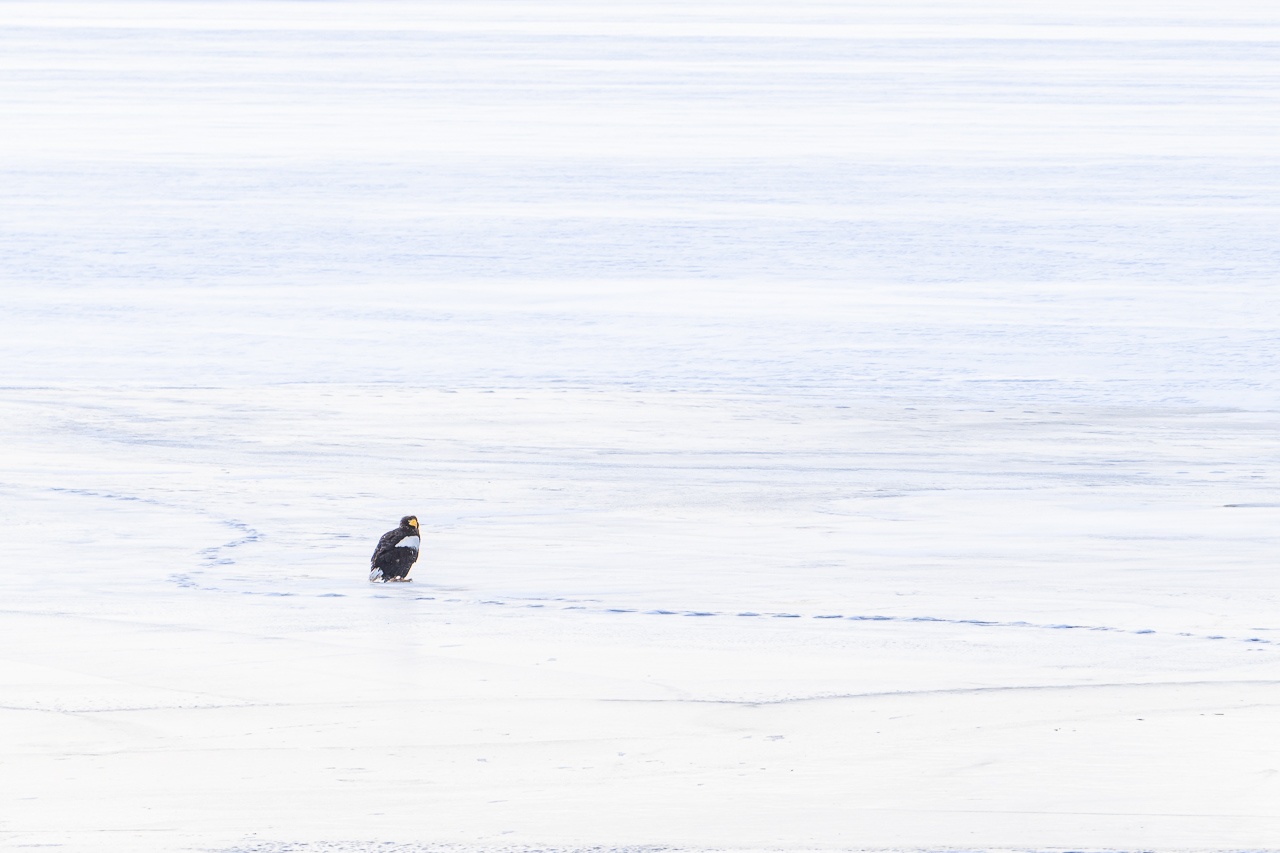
2 1 1280 852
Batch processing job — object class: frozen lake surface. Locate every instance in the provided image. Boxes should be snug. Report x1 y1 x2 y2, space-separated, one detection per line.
2 1 1279 851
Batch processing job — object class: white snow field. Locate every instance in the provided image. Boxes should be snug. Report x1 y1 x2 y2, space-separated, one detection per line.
2 1 1280 851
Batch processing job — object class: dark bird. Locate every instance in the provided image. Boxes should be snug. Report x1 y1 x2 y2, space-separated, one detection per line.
370 515 421 582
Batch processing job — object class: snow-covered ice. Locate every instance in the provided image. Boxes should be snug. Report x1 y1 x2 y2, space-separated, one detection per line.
2 1 1279 851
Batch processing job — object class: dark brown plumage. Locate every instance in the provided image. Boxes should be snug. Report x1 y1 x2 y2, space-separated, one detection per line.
370 515 420 582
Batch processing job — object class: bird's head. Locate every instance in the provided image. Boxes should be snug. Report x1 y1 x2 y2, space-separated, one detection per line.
401 515 420 531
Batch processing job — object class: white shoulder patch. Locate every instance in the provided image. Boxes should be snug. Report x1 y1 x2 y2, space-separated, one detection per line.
395 535 420 549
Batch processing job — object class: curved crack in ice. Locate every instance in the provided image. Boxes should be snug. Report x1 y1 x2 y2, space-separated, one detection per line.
174 580 1277 651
